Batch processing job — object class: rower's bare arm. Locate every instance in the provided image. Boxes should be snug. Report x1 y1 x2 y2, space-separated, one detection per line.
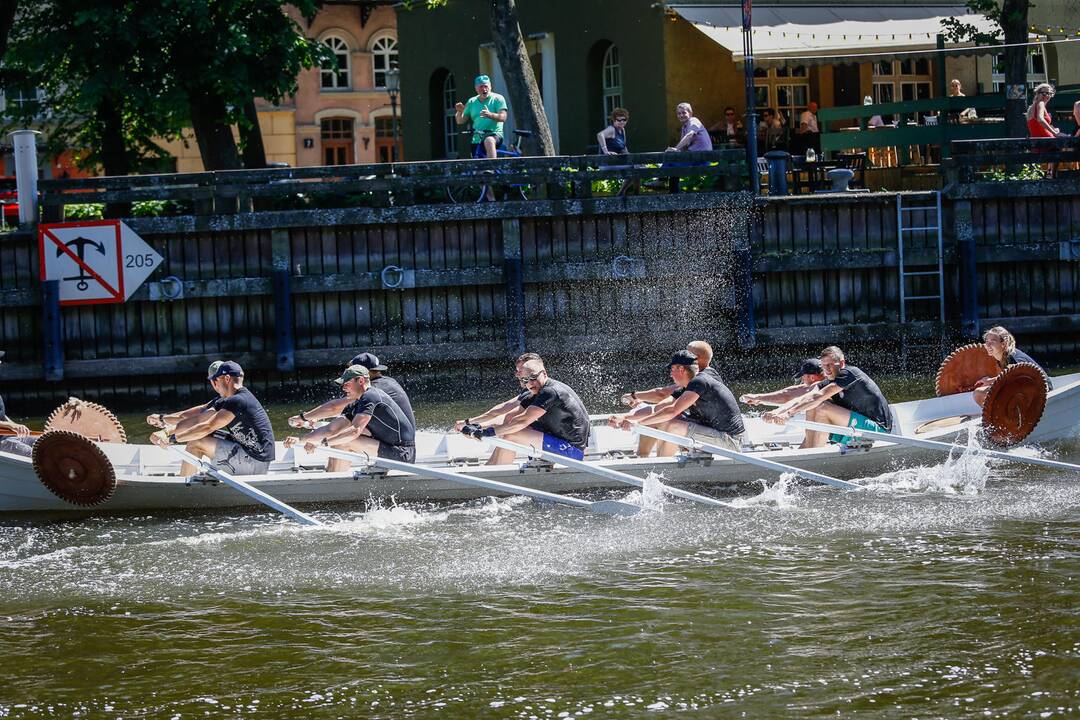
148 403 209 429
765 385 838 423
174 409 235 441
289 417 351 450
495 405 546 437
289 397 350 428
622 384 676 406
457 396 520 430
0 419 30 436
639 392 697 426
340 413 373 443
741 384 811 406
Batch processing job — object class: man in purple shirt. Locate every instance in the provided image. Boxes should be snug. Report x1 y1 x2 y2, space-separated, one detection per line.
667 102 713 152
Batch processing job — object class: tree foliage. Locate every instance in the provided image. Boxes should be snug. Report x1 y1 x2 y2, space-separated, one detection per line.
1 0 331 174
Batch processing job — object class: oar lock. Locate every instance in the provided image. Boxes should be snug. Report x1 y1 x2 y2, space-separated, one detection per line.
675 449 714 467
838 437 875 454
518 457 554 474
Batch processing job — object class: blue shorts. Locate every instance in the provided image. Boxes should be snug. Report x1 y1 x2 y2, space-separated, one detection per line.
829 411 885 446
541 433 584 461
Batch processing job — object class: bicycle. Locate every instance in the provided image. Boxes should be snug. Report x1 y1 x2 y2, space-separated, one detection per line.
446 129 533 203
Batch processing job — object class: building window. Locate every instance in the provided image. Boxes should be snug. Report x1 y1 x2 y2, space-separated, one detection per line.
375 116 400 162
442 73 457 158
321 36 350 90
372 35 398 89
873 59 934 121
755 67 808 126
991 45 1048 93
321 117 354 165
3 84 43 115
602 44 622 118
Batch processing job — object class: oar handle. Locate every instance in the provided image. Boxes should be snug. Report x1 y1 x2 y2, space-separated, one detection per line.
169 446 322 526
0 428 43 437
629 423 860 491
790 418 1080 474
485 436 732 508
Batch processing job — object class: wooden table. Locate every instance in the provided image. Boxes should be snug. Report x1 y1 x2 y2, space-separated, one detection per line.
789 158 839 193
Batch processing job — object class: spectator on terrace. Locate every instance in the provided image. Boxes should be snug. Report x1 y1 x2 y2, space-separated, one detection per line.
709 106 745 147
950 78 977 121
759 108 788 153
596 107 639 196
667 102 713 153
793 101 820 155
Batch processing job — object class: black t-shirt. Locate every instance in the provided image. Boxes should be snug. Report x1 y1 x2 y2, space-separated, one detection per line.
343 387 415 447
517 378 590 449
672 366 722 400
682 371 745 437
208 387 276 461
1007 349 1052 389
372 375 415 428
817 365 892 431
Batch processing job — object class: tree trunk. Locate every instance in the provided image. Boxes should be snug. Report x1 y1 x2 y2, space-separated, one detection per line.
488 0 555 156
98 96 132 216
1000 0 1030 138
239 97 268 169
189 90 241 171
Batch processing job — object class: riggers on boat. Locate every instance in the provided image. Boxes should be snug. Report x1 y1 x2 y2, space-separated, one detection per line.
3 371 1078 515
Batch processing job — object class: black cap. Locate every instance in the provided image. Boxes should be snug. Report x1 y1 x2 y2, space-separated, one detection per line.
667 350 698 370
348 352 387 372
793 358 823 379
209 360 244 380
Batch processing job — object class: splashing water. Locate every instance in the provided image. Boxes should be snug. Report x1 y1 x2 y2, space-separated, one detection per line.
861 433 992 495
729 472 802 509
619 471 668 512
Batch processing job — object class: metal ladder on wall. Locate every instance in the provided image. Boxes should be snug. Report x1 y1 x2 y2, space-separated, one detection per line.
896 191 945 323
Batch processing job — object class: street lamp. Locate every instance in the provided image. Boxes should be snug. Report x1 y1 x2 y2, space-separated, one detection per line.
386 64 400 162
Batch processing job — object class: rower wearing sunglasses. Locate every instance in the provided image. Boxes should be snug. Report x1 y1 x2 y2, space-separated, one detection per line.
458 355 590 466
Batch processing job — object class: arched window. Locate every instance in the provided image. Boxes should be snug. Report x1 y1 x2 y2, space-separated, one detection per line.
321 36 350 90
602 45 622 119
372 35 398 89
442 73 457 158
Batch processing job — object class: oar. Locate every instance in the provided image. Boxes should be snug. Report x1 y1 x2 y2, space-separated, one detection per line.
628 423 862 491
484 436 734 508
169 446 322 526
0 428 43 437
790 418 1080 475
319 446 640 516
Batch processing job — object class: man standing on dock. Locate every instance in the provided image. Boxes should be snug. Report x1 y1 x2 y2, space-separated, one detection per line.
0 351 35 457
285 364 415 468
149 361 276 476
612 350 745 455
460 356 591 466
762 346 892 448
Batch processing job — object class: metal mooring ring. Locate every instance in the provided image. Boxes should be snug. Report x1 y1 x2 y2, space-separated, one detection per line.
381 265 405 289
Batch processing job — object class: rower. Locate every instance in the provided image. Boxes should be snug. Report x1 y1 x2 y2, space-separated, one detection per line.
284 364 415 469
0 350 35 457
611 350 745 456
614 340 721 456
149 361 276 477
452 352 542 433
460 356 591 466
739 359 825 448
973 326 1052 406
762 346 892 448
288 352 414 430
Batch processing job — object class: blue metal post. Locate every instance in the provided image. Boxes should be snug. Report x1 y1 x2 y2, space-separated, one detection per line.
765 151 790 196
42 279 63 381
502 219 526 358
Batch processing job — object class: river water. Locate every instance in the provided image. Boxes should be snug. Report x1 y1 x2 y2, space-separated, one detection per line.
2 381 1079 718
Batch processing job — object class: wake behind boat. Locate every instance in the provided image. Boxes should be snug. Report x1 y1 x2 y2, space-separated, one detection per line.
3 371 1078 515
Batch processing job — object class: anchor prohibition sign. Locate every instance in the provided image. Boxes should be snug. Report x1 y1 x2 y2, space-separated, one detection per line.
39 220 163 306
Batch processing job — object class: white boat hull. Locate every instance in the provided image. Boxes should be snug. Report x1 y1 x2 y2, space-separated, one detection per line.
3 373 1078 515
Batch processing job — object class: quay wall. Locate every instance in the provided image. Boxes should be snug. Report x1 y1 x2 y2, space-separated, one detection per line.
1 185 1078 409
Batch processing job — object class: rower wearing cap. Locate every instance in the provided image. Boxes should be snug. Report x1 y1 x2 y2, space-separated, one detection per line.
763 346 892 448
288 352 414 430
284 364 415 469
613 350 745 455
739 359 826 448
0 350 36 457
612 340 722 456
460 356 591 466
146 360 225 435
149 361 276 476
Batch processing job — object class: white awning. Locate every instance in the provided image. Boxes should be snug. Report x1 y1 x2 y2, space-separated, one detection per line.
669 4 1000 67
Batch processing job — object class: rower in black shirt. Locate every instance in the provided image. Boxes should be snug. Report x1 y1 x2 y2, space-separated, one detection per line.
763 346 893 448
149 361 276 476
0 350 36 457
614 350 745 455
974 326 1053 406
285 364 416 469
461 356 591 465
287 352 415 431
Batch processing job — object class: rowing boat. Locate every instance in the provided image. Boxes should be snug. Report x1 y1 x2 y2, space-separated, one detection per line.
2 372 1078 514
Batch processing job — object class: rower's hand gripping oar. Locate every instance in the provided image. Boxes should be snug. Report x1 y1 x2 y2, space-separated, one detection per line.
168 446 322 526
790 418 1080 474
628 423 861 492
318 446 640 516
484 436 734 508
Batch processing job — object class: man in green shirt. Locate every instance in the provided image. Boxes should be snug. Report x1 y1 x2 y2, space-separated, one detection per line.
454 74 508 160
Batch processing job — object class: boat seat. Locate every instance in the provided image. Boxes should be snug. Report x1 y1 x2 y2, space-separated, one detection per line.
438 434 488 462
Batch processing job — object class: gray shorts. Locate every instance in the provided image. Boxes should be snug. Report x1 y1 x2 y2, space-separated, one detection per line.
0 436 35 458
686 422 744 452
212 438 271 475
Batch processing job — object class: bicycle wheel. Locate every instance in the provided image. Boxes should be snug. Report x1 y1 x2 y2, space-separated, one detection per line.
447 183 484 203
